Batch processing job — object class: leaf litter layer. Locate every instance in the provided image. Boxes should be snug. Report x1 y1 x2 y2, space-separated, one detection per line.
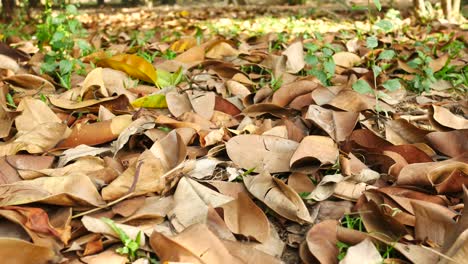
0 3 467 264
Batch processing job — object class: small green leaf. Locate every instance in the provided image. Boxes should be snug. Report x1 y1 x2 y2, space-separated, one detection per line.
373 0 382 11
366 36 378 49
6 93 16 108
305 54 319 65
304 43 320 52
372 65 382 78
378 49 395 60
59 60 73 74
131 94 168 108
308 69 328 86
156 67 184 88
375 19 393 31
65 4 78 15
324 60 336 76
382 79 401 91
322 47 334 57
352 80 373 94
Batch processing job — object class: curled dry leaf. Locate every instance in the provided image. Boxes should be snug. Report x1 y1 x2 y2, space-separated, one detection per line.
3 73 55 92
339 239 382 264
272 80 318 107
0 238 57 264
169 177 233 232
282 41 305 74
222 192 270 243
81 216 144 246
384 119 430 145
57 115 133 149
15 98 63 133
0 174 105 207
397 159 468 193
150 224 243 264
332 51 361 68
305 105 358 142
290 135 339 173
97 54 158 84
430 105 468 130
0 122 70 156
226 134 299 173
166 92 192 118
425 130 468 158
243 172 312 224
57 144 111 167
304 174 343 201
306 219 339 264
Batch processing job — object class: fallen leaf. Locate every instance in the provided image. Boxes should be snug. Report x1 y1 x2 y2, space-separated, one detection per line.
150 224 243 264
339 239 382 264
226 134 299 173
333 52 361 68
222 192 270 243
290 136 339 173
244 172 312 224
97 54 157 84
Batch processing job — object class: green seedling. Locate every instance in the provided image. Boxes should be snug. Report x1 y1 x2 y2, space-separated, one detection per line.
102 217 142 262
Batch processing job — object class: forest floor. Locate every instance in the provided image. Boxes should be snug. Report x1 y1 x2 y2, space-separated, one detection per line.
0 2 467 264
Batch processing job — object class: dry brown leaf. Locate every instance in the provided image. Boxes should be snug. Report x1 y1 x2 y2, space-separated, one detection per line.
332 52 361 68
244 172 312 224
16 98 62 133
0 122 69 156
271 80 318 107
306 219 339 264
426 130 468 158
222 192 270 243
305 105 359 142
150 224 243 264
226 134 299 173
57 115 132 149
0 238 57 264
397 159 468 193
304 174 343 201
290 135 339 173
188 91 215 120
0 174 105 207
81 216 144 246
166 92 192 118
80 249 128 264
339 239 382 264
169 177 233 232
431 105 468 130
282 41 305 74
3 74 55 92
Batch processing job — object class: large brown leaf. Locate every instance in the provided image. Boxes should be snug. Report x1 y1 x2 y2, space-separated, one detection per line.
222 192 270 243
226 134 299 173
305 105 358 142
243 172 312 224
0 174 105 207
97 54 158 84
290 136 339 173
150 224 244 264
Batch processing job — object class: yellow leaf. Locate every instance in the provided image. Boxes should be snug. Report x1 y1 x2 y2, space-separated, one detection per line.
97 54 158 85
170 37 197 53
131 94 168 108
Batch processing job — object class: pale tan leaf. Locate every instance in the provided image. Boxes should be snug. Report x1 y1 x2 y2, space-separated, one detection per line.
244 172 312 224
226 134 299 173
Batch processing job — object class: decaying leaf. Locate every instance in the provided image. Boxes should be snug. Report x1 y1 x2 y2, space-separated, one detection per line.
226 134 299 173
244 172 312 224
